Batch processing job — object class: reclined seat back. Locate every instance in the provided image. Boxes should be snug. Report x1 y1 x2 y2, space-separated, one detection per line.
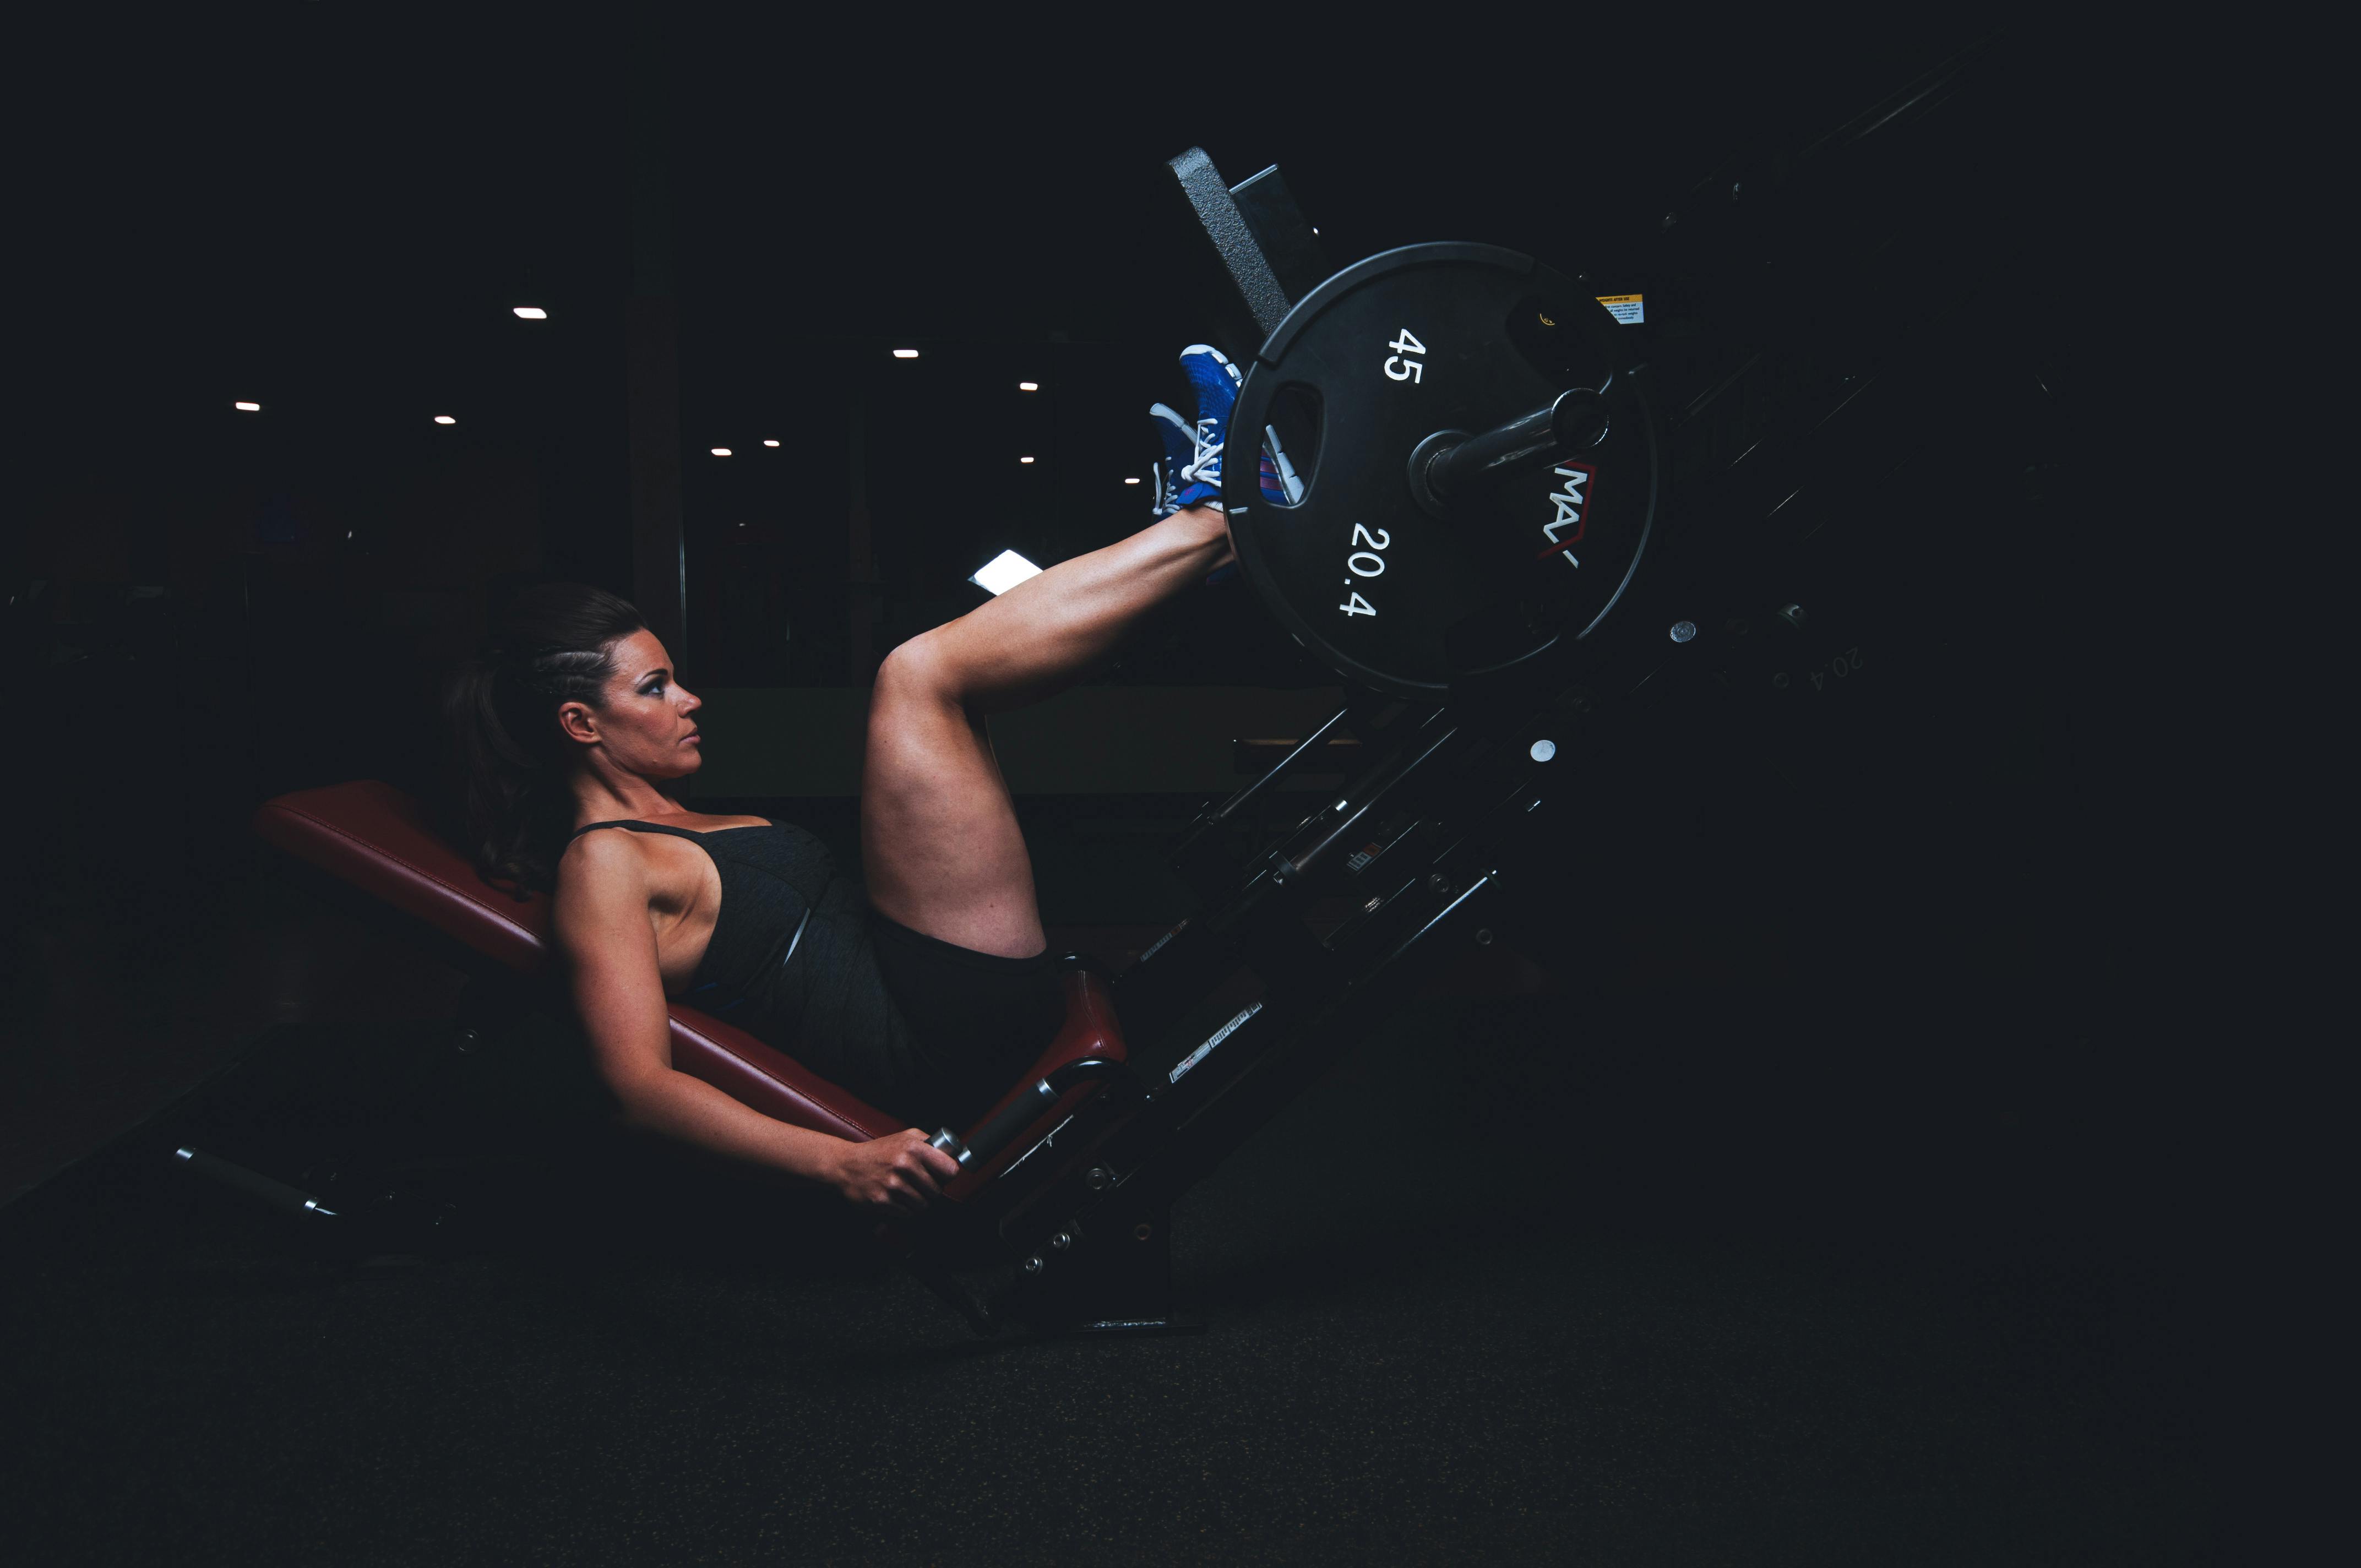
253 781 1124 1152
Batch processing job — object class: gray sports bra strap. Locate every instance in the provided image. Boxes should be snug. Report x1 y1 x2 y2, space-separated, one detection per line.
569 820 703 842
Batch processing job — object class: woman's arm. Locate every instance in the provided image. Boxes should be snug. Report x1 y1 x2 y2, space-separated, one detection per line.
552 832 958 1213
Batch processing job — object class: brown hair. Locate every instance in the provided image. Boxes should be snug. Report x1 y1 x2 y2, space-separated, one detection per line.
444 582 646 893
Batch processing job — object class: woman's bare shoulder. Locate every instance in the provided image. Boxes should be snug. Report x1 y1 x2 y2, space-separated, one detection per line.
559 825 648 868
556 821 730 916
556 828 656 905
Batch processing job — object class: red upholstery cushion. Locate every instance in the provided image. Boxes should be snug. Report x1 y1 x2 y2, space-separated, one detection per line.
254 781 552 973
252 781 1124 1151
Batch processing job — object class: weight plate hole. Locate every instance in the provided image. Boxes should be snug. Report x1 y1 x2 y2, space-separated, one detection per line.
1260 383 1323 508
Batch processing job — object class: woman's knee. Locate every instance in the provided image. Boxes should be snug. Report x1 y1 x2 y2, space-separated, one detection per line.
874 630 964 713
869 633 980 762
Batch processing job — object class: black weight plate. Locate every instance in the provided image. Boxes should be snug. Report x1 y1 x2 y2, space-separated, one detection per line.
1226 243 1660 696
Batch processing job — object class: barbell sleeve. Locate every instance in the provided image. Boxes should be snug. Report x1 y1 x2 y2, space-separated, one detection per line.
1422 386 1611 503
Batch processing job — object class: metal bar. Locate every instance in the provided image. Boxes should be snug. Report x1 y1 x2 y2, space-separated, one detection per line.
173 1146 339 1219
1427 388 1612 502
1206 707 1349 828
1799 35 1999 161
1284 721 1462 881
1162 147 1294 352
1227 165 1331 307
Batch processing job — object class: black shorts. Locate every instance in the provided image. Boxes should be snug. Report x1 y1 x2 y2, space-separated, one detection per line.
864 911 1065 1131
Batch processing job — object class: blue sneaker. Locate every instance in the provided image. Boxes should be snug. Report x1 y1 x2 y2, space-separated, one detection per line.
1148 402 1194 518
1173 344 1239 509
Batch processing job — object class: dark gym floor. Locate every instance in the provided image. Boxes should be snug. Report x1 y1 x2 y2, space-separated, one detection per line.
1 947 2210 1566
0 630 2217 1566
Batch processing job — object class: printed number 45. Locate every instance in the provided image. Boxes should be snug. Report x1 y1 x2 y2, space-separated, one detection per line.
1384 329 1426 383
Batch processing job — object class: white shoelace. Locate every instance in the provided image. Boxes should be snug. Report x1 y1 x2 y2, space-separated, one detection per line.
1182 417 1225 483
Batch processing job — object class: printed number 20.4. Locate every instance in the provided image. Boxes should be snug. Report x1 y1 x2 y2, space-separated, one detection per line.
1340 524 1390 617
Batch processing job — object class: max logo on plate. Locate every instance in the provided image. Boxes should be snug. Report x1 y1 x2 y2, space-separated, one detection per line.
1538 460 1594 568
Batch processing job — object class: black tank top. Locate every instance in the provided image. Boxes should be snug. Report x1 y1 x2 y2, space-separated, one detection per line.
566 819 922 1108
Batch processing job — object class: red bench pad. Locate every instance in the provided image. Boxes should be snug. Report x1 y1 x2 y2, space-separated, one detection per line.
253 781 1124 1146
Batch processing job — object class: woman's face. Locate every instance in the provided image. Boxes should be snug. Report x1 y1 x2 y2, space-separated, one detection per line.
558 629 703 780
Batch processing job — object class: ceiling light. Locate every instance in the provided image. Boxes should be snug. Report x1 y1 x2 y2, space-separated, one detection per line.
970 549 1043 597
1019 382 1039 391
892 348 920 358
1018 455 1035 464
711 447 733 456
433 415 456 425
513 307 548 319
1124 477 1141 485
234 401 261 412
762 439 780 448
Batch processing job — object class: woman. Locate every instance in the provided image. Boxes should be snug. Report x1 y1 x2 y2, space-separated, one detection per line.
448 348 1248 1217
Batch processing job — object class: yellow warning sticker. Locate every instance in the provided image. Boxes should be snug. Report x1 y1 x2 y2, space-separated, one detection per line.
1596 294 1644 325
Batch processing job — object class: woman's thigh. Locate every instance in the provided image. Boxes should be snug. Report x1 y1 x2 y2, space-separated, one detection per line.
859 633 1045 959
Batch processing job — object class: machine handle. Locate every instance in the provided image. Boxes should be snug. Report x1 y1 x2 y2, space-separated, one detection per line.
929 1057 1135 1172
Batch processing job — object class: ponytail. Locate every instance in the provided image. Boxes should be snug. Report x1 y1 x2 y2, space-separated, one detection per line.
444 582 646 894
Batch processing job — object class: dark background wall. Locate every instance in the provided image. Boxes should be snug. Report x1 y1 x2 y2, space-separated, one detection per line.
0 10 2147 1232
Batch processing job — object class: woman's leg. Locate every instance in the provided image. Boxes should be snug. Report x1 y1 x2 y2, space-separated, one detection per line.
861 504 1233 957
